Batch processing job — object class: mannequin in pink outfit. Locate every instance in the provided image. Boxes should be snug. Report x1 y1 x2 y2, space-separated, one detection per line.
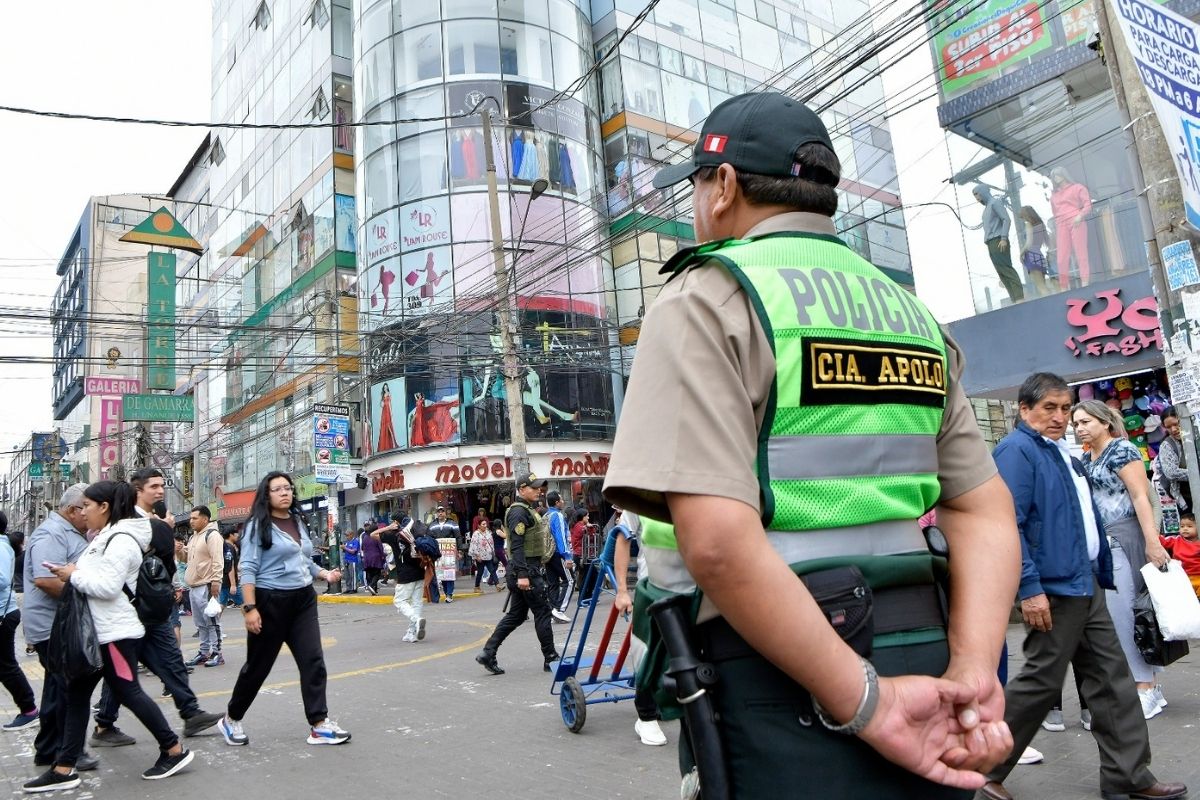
1049 167 1092 289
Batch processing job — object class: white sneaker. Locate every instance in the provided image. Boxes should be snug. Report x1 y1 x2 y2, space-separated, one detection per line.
1139 688 1163 720
307 718 351 745
219 715 248 746
417 618 426 641
551 608 571 624
1017 746 1044 765
1153 685 1167 709
634 719 667 746
1040 709 1065 731
402 632 416 643
1081 709 1092 731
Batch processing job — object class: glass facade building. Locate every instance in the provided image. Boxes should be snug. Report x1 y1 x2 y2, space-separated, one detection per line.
181 0 359 527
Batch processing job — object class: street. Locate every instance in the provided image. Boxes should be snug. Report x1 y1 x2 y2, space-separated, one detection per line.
4 588 1200 799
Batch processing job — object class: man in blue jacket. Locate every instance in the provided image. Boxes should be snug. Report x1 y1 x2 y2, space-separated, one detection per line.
981 373 1184 800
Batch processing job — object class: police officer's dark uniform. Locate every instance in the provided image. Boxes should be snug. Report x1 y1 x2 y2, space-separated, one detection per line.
475 472 560 675
603 92 1013 798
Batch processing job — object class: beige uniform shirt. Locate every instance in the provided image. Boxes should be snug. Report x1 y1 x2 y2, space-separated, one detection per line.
603 212 996 523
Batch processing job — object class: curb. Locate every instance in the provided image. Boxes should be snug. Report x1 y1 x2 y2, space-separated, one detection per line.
317 589 489 605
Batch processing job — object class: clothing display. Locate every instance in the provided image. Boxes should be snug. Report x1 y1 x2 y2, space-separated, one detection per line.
516 132 539 181
376 389 399 452
1073 370 1173 467
1050 168 1093 289
511 131 525 177
410 395 460 447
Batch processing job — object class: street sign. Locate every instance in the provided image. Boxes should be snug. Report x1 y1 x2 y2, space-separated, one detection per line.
28 462 43 478
60 462 71 480
313 403 351 485
122 393 194 422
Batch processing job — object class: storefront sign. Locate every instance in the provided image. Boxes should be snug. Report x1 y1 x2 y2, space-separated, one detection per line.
123 393 195 422
146 251 177 390
99 397 123 479
85 376 141 396
313 403 352 485
1064 287 1163 359
928 0 1054 98
1112 0 1200 230
365 209 399 265
399 197 450 251
367 451 611 496
218 488 255 522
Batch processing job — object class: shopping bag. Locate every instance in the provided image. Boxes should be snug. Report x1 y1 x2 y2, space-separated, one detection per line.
1141 560 1200 640
1133 588 1190 666
48 583 103 681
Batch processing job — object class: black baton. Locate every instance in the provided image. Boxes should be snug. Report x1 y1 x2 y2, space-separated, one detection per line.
649 595 731 800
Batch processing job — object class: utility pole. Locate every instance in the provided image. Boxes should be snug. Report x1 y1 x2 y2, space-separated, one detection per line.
1098 0 1200 495
481 106 531 478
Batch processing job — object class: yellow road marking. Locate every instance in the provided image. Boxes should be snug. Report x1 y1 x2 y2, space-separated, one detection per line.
190 621 492 699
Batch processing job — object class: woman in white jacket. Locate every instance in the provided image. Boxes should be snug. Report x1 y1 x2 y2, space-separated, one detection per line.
24 481 193 792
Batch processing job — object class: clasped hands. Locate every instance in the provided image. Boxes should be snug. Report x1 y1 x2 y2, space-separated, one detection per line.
857 660 1012 790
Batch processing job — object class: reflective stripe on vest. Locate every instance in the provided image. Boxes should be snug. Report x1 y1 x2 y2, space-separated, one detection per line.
639 232 948 585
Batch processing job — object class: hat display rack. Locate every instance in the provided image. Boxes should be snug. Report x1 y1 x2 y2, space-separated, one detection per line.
1072 368 1173 468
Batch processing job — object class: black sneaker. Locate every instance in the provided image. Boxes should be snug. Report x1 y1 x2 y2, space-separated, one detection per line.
544 652 562 673
142 748 194 780
475 652 505 675
23 769 80 793
182 710 223 737
90 726 136 747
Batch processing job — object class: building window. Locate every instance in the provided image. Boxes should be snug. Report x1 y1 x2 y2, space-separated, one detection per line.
307 0 329 29
311 87 331 121
210 137 226 166
251 0 271 30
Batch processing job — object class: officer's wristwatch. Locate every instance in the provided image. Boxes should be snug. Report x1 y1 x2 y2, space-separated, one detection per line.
242 604 257 614
811 656 879 735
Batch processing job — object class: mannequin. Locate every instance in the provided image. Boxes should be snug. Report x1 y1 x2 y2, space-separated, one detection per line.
1050 167 1092 289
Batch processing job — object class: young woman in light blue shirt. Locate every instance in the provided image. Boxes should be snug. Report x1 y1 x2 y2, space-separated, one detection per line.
219 471 349 748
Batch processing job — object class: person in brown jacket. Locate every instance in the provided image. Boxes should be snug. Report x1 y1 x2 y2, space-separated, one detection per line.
184 506 225 668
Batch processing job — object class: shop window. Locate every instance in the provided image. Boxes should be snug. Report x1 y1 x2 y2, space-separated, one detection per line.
395 23 443 88
662 73 710 129
398 130 449 202
620 58 663 120
396 0 439 27
361 1 391 52
395 85 445 140
698 0 740 56
498 0 548 27
449 127 489 188
361 41 394 110
548 0 577 34
447 19 501 75
500 22 553 84
365 144 398 216
552 34 588 88
444 0 498 18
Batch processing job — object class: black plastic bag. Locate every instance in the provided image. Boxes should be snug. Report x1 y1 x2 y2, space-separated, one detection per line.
1134 588 1190 667
49 583 103 681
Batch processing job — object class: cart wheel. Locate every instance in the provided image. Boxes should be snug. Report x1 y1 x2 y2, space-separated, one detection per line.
560 677 587 733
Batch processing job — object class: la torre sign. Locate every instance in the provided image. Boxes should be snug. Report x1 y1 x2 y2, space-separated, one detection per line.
369 453 611 495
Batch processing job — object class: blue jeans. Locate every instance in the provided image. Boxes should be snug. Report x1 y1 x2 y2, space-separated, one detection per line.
96 621 202 727
474 559 498 588
429 576 454 600
219 585 244 607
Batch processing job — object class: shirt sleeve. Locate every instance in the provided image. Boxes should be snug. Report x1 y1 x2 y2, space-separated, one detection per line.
1109 440 1142 472
239 521 262 586
603 264 767 522
935 333 998 501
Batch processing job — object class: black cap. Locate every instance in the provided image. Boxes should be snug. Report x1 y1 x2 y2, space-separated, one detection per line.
516 471 547 490
653 92 835 189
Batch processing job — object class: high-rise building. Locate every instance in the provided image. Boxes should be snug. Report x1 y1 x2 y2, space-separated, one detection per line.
346 0 915 525
188 0 360 531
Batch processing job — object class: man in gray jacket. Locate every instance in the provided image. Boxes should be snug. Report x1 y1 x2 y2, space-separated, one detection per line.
973 184 1024 304
22 484 99 771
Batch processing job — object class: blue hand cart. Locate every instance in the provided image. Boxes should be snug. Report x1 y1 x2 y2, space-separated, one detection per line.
548 557 637 732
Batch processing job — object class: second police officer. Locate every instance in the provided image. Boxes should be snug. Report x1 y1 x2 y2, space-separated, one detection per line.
475 472 560 675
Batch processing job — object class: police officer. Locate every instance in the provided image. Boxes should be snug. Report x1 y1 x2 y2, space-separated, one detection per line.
475 472 559 675
602 92 1020 798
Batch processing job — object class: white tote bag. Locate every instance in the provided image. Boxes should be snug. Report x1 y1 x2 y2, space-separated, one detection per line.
1141 560 1200 641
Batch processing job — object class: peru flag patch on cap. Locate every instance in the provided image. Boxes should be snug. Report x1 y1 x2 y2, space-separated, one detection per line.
702 134 728 153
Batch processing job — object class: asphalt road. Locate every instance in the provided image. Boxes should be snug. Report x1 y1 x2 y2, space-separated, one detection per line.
3 587 1200 799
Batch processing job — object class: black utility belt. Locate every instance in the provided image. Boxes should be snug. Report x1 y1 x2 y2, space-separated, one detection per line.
697 565 945 663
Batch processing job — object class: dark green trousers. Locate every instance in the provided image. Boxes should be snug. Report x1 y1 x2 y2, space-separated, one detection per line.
678 638 972 800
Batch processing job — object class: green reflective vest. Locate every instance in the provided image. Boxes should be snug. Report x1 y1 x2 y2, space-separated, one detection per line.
640 232 949 592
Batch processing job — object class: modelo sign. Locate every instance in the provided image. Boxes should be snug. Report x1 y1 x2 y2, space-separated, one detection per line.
369 453 611 494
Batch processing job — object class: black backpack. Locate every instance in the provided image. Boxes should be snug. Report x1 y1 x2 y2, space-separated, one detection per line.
104 531 175 625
